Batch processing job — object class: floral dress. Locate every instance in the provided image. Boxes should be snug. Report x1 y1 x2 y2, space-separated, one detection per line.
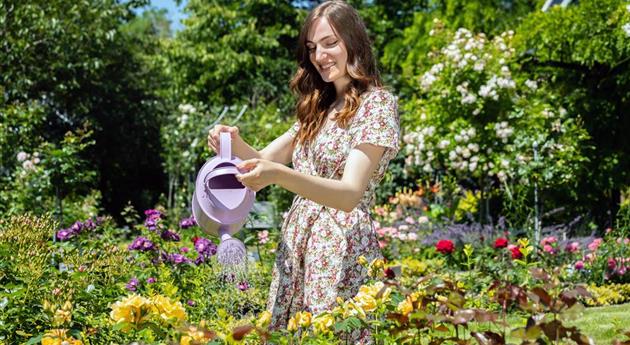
266 88 400 332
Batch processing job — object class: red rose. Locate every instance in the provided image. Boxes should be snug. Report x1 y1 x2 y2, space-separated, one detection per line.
436 239 455 255
384 267 396 279
509 246 523 259
608 258 617 270
494 237 508 249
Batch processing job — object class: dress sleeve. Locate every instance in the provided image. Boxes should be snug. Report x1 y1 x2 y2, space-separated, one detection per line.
286 121 300 137
349 89 400 161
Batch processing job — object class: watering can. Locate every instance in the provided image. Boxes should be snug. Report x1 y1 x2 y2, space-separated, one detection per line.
192 132 255 266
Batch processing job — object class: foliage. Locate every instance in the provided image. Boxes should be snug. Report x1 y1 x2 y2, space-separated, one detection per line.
162 0 300 108
0 214 129 343
0 122 97 224
380 0 536 93
586 284 630 306
515 0 630 225
0 0 169 218
400 23 589 227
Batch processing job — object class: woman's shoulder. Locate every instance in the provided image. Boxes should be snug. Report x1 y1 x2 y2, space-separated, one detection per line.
360 86 397 106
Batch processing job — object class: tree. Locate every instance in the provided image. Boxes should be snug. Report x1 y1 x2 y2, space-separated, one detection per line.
515 0 630 226
1 0 169 220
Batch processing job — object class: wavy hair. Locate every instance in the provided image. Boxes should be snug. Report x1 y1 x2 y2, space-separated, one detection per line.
290 0 381 146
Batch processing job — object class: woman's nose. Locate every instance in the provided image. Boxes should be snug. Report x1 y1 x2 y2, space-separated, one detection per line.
315 47 327 62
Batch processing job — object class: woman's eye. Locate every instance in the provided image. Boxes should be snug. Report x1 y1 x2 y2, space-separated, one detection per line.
326 40 338 47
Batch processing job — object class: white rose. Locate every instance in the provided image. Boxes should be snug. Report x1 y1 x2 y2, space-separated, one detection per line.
16 152 28 162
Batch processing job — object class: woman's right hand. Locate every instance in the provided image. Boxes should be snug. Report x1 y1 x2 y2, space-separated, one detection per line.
207 125 240 154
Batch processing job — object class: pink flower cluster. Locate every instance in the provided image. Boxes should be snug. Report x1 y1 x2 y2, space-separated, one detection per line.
540 236 557 254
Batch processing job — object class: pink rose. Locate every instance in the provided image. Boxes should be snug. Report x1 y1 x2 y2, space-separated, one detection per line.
608 258 617 270
574 260 585 270
543 244 555 254
540 236 557 246
588 238 603 251
565 241 580 253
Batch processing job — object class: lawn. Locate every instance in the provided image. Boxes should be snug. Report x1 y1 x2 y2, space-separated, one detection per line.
568 303 630 344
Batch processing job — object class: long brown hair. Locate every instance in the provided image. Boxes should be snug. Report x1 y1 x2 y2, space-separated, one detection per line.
291 0 381 146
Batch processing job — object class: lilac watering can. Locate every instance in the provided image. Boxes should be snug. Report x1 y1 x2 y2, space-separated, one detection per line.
192 132 255 266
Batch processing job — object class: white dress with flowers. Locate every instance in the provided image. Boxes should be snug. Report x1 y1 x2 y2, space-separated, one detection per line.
266 88 400 333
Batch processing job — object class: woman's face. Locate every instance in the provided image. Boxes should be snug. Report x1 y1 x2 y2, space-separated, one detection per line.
306 17 351 89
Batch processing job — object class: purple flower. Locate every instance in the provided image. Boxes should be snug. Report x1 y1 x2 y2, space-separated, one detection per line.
161 229 181 242
70 221 83 233
144 209 162 218
238 281 250 291
146 277 157 284
179 216 196 229
126 277 139 291
187 299 196 306
143 209 162 231
168 253 191 265
128 236 155 251
193 237 217 257
194 255 205 266
180 247 189 253
56 228 75 241
144 218 158 231
83 218 96 230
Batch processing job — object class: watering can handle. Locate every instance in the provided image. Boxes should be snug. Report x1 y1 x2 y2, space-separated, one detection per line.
205 166 244 211
220 132 231 160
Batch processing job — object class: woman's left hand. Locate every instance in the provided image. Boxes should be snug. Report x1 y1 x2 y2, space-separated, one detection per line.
236 159 280 192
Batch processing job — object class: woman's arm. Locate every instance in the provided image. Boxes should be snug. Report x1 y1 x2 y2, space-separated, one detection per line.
236 143 385 212
259 132 295 165
208 125 295 164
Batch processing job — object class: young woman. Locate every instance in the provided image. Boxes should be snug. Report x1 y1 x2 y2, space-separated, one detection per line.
207 0 399 335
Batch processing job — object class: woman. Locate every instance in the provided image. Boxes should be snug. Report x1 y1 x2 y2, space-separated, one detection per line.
207 0 399 334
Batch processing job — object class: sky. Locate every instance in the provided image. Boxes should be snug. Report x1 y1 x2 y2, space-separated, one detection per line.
138 0 188 32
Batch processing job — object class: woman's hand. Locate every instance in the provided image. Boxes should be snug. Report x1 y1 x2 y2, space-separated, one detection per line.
236 159 280 192
207 125 240 154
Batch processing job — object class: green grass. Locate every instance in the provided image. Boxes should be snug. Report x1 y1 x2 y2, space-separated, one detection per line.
464 303 630 344
566 303 630 344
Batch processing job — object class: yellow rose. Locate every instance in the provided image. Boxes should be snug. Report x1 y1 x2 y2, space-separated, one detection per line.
296 311 312 328
353 292 377 313
41 338 62 345
312 313 334 334
126 294 150 310
151 295 186 325
370 258 384 270
256 310 272 329
287 315 298 332
397 297 413 316
180 336 192 345
110 294 151 330
336 296 344 305
342 300 367 319
358 282 391 304
357 256 368 266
